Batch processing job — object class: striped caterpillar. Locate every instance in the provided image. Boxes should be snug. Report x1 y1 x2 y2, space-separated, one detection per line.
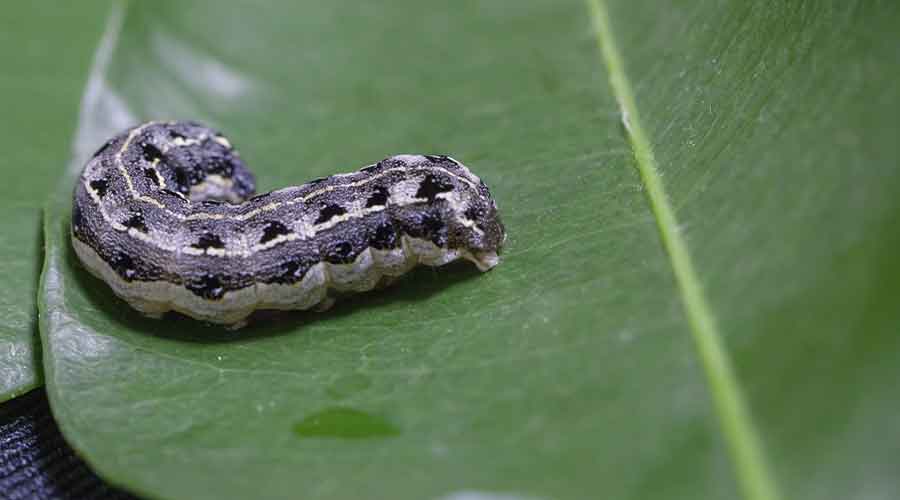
71 121 505 327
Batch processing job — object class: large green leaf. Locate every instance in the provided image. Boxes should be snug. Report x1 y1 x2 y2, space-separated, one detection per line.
0 3 110 400
39 1 899 499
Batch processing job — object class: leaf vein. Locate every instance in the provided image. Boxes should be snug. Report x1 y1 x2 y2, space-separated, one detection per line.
586 2 782 500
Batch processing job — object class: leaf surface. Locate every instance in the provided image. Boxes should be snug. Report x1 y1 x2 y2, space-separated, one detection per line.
0 3 110 400
41 1 900 499
599 1 900 498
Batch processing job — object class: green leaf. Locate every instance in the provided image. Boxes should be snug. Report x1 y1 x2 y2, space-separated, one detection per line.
40 1 899 500
0 3 110 401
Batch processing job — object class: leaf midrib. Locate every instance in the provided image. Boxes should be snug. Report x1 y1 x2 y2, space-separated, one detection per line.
585 2 782 500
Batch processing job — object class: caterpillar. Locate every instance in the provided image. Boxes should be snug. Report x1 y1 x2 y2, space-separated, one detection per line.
71 121 505 327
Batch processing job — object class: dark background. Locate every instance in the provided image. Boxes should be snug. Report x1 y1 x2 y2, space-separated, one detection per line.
0 389 132 500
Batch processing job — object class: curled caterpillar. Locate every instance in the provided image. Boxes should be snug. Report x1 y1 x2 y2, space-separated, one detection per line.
71 121 505 327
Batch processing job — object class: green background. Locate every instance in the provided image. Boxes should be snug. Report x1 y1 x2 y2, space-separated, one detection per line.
0 3 109 399
0 1 894 499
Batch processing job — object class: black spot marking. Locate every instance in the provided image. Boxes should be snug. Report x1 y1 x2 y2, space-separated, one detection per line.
168 130 186 141
404 210 447 247
173 167 191 193
192 233 225 250
185 274 225 300
110 252 137 281
260 220 291 244
207 156 235 177
123 212 148 233
272 256 313 284
464 206 481 221
173 167 189 184
421 212 447 246
425 154 449 163
143 167 162 186
365 186 389 208
370 222 398 249
415 174 454 203
315 204 347 225
89 179 109 198
199 199 225 207
141 143 164 163
91 140 112 158
281 259 303 280
325 241 355 263
360 164 379 173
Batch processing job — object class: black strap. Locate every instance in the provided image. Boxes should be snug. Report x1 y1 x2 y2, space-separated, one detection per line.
0 389 134 500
